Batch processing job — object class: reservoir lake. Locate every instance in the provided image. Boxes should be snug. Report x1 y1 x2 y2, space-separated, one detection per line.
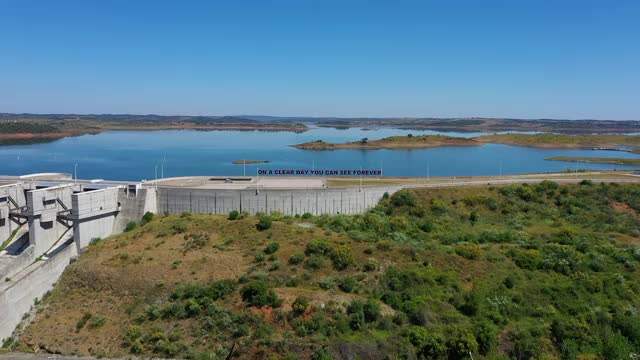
1 127 639 181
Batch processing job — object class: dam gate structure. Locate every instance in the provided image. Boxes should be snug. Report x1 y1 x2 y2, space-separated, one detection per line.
0 175 155 341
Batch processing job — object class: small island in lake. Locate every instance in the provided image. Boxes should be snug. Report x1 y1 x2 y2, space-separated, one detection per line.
232 159 271 165
291 135 480 150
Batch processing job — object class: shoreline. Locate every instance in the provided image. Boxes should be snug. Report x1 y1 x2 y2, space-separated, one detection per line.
292 133 640 152
0 124 309 145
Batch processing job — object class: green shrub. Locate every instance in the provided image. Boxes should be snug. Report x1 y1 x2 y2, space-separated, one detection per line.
172 222 187 233
264 241 280 254
292 296 309 315
256 216 273 231
125 221 137 232
318 277 336 290
339 277 357 293
240 280 282 308
407 326 447 359
171 280 237 301
255 252 266 262
430 200 448 215
363 257 378 272
580 179 593 186
228 210 240 220
455 243 481 260
288 253 304 265
390 190 418 207
269 261 281 271
76 312 92 332
87 313 107 329
301 212 313 219
304 255 325 270
305 239 332 256
376 240 393 251
140 211 154 225
331 245 353 270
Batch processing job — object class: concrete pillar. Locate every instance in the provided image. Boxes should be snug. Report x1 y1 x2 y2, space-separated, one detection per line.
25 184 73 258
71 187 120 253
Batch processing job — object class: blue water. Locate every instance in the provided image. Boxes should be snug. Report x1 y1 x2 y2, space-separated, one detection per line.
0 127 639 180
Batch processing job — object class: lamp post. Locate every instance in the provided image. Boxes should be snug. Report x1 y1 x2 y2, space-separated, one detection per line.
154 165 158 190
427 161 430 181
74 163 78 184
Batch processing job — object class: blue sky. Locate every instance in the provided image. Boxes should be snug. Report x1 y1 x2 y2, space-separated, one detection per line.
1 0 638 119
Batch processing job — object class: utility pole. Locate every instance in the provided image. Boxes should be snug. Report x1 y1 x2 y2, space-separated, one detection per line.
74 163 78 184
427 161 430 181
154 165 158 190
161 156 165 179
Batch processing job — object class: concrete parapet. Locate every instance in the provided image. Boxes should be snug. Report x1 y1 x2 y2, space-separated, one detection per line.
157 186 400 216
114 188 157 232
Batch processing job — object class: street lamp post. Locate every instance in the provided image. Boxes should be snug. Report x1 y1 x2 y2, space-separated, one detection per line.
74 163 78 184
154 165 158 190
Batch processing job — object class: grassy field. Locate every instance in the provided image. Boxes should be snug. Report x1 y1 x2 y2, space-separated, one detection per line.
7 181 640 359
546 156 640 166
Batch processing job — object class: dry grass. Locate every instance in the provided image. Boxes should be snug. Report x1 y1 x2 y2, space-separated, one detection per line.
17 213 424 357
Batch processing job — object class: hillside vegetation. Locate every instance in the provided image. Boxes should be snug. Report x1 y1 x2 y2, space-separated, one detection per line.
8 182 640 359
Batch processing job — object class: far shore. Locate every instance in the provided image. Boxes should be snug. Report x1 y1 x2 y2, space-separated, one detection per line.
0 124 309 145
292 133 640 152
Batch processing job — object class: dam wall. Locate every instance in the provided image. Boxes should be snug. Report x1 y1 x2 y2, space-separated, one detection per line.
157 186 401 216
0 240 77 341
113 188 157 232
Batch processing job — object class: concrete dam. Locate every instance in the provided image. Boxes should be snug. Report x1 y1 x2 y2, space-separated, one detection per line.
0 174 397 341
